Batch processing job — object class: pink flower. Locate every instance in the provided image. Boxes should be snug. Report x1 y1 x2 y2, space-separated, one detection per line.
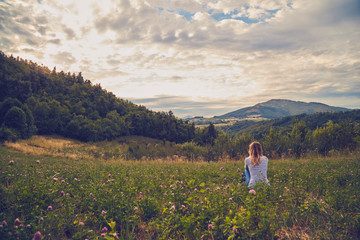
93 198 96 202
79 222 84 226
61 179 65 183
60 191 65 196
237 168 241 172
208 224 213 229
108 174 111 178
101 210 106 215
181 205 186 209
134 207 138 211
249 189 256 194
14 218 21 224
2 220 7 226
74 178 78 181
232 226 237 233
90 193 93 197
101 233 106 237
229 198 233 201
9 160 14 165
220 167 224 171
36 160 40 164
171 205 176 210
33 231 42 240
47 206 53 211
27 224 31 228
53 178 58 182
102 227 108 232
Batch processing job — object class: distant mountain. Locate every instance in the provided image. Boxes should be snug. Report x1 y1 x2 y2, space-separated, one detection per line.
216 99 350 120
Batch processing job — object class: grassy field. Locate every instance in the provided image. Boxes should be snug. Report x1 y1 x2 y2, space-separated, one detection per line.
0 137 359 239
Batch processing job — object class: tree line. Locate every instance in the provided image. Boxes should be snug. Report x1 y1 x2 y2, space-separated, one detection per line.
1 51 359 160
0 51 208 143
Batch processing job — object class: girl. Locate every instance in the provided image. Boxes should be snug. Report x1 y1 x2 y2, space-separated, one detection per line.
244 142 269 187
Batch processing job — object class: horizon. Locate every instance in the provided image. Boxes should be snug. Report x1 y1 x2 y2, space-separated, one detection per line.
1 0 359 118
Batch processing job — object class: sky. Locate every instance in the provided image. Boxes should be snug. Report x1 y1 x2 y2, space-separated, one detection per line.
1 0 359 118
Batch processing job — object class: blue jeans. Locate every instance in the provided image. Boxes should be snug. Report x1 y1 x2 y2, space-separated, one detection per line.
242 167 251 186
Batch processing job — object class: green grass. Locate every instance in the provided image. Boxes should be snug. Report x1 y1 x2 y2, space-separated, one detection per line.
0 142 359 239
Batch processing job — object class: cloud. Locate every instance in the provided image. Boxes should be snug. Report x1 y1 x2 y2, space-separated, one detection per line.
52 51 76 68
62 25 76 40
1 0 359 117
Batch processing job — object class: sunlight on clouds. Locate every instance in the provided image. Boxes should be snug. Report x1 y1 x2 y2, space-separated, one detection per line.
2 0 359 117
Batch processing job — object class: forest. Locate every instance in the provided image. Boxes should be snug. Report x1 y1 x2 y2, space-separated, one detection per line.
1 51 359 160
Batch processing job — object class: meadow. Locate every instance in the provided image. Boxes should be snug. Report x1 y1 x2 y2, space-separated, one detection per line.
0 137 359 239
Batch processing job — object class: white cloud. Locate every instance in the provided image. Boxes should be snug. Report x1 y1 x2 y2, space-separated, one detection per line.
1 0 359 117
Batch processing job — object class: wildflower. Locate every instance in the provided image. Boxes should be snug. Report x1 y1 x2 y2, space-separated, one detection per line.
220 167 224 171
53 178 58 182
14 218 21 224
40 217 44 221
171 205 176 210
33 231 42 240
108 174 111 178
74 178 78 181
90 193 93 197
208 224 213 229
319 199 325 204
60 191 65 196
134 207 138 211
9 160 14 165
79 222 84 226
195 228 199 231
249 189 256 194
2 220 7 227
47 206 53 211
102 227 108 232
229 198 233 201
61 180 65 183
101 210 106 215
232 226 237 233
237 168 241 172
181 205 186 209
36 160 40 164
93 198 96 202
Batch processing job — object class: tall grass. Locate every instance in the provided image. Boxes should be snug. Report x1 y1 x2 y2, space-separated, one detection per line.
0 138 359 239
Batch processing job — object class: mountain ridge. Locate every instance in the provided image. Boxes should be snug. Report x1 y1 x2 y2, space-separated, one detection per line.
216 99 350 120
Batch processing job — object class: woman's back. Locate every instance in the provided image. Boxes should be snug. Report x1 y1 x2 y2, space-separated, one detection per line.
245 156 269 187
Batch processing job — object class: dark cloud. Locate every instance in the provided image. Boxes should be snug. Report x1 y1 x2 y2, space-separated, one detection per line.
63 26 76 40
52 51 76 68
48 38 61 45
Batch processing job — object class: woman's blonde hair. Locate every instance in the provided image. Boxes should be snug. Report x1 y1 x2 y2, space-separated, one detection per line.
249 142 263 166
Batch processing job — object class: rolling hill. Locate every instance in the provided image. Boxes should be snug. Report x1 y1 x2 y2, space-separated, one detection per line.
216 99 350 120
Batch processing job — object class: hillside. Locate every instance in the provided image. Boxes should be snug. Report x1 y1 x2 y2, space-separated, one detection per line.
0 51 196 143
217 99 349 120
219 109 360 138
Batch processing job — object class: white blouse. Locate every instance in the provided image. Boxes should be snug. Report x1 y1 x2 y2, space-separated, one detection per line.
245 156 269 187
